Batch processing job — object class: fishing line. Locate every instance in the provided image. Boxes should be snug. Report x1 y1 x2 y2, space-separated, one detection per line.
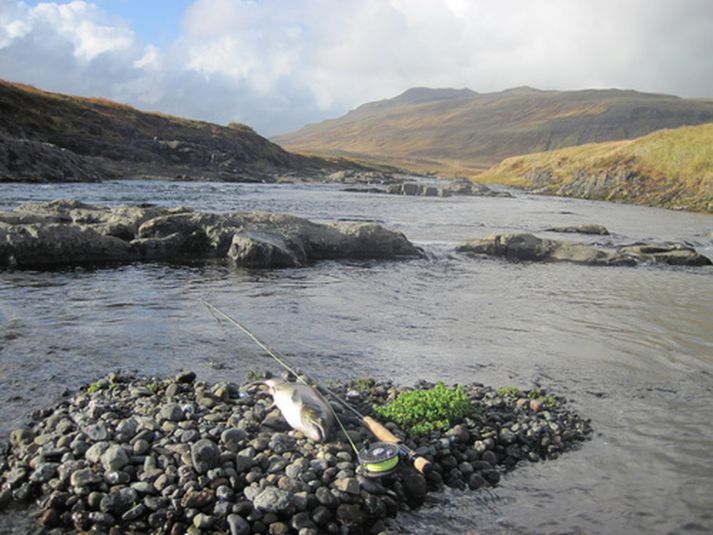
201 298 363 460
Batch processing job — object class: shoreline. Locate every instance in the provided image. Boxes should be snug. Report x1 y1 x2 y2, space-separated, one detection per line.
0 372 591 534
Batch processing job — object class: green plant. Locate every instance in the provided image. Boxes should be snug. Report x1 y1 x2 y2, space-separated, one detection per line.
496 386 521 397
373 382 472 436
146 381 161 393
543 395 559 408
85 382 102 394
247 369 266 381
352 378 376 392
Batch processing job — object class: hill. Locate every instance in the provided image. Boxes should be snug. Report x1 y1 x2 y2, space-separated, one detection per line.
476 122 713 212
274 86 713 174
0 80 346 182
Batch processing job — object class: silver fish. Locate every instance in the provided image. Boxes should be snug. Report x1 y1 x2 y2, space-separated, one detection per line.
252 379 334 442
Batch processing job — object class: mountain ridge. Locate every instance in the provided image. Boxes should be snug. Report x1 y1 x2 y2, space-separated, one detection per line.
274 86 713 174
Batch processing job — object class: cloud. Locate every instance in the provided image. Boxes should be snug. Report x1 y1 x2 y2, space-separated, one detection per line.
1 0 713 135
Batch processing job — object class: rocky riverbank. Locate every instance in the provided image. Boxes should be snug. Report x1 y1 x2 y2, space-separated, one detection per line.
0 372 591 534
458 232 712 267
0 201 421 269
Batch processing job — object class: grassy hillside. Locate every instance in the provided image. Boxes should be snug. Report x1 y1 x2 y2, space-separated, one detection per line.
477 122 713 212
0 80 334 182
275 87 713 174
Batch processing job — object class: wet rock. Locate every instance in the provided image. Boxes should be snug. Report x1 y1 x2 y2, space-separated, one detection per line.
315 486 339 509
175 371 197 384
101 445 130 472
468 472 487 490
100 487 138 515
253 487 294 514
227 514 251 535
181 489 214 509
10 428 34 447
30 462 58 483
446 424 470 443
384 179 512 198
0 202 422 269
85 442 110 464
458 232 711 267
70 468 102 487
83 423 109 441
191 439 220 474
228 231 304 268
402 469 428 503
193 512 213 529
546 224 610 235
160 403 184 422
336 503 366 527
333 477 360 495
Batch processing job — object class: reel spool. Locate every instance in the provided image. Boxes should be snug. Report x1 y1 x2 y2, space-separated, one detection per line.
358 442 401 477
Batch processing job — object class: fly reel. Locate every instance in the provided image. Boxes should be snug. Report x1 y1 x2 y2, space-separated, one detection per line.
358 442 402 477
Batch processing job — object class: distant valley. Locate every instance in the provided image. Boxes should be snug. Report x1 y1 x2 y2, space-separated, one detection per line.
276 86 713 211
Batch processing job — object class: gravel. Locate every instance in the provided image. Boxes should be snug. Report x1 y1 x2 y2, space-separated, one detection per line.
0 371 591 534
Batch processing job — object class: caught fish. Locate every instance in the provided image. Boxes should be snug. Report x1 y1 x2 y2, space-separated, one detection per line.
251 379 334 442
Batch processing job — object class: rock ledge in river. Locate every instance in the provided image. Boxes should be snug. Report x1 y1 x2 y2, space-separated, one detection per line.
545 224 610 235
457 232 711 267
384 179 513 198
0 200 421 268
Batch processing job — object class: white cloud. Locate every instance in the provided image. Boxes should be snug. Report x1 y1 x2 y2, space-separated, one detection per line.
30 1 134 62
0 0 712 135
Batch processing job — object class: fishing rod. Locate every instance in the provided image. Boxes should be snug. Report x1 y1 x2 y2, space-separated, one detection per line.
201 298 431 475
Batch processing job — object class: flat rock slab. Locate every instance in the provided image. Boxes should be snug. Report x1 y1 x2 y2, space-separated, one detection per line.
457 232 711 267
545 224 610 235
0 200 422 268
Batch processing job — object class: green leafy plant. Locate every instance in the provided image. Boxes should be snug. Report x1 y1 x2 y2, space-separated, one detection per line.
85 382 103 394
352 378 376 392
542 395 559 408
146 381 161 394
247 369 266 381
496 385 521 397
374 382 472 436
526 388 559 408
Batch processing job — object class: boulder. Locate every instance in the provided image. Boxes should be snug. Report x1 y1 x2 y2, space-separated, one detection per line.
1 223 135 266
457 233 711 267
0 201 422 269
228 231 305 268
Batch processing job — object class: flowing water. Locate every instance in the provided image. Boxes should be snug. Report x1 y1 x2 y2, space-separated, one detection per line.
1 181 712 534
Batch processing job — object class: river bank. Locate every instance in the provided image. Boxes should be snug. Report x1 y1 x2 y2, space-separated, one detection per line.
0 372 590 534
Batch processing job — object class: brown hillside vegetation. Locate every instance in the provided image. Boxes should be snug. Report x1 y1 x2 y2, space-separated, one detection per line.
274 86 713 174
477 122 713 212
0 80 340 182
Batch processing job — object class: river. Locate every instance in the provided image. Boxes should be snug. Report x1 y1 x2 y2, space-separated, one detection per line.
1 180 712 534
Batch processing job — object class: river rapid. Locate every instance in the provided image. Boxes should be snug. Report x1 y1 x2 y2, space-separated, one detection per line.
1 180 712 534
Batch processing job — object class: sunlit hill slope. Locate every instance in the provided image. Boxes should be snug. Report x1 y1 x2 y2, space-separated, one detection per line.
477 122 713 212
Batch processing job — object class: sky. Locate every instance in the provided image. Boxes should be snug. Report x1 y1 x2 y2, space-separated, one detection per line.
1 0 712 136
